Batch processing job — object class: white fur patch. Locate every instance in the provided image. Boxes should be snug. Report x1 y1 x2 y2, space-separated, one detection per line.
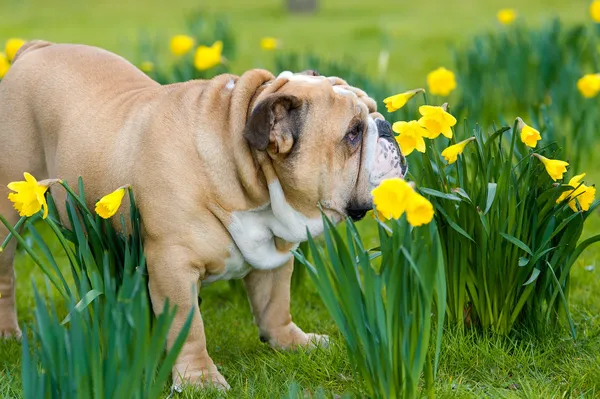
365 115 379 187
267 181 324 241
225 79 235 90
286 74 325 84
277 71 294 80
202 244 250 285
224 180 322 273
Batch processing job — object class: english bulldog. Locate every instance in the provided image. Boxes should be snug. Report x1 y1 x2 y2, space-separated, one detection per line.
0 41 406 389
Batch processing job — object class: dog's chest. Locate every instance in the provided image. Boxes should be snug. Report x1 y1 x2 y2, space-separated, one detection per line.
203 206 301 285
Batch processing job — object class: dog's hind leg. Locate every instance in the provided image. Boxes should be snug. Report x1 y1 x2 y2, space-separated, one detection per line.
0 182 22 339
0 55 49 339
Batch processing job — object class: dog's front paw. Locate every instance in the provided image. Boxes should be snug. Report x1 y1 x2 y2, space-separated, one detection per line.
305 333 329 349
0 325 21 340
263 322 329 350
0 308 21 339
173 367 230 392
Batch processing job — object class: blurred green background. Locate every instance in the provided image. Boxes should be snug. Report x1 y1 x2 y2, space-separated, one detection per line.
0 0 592 85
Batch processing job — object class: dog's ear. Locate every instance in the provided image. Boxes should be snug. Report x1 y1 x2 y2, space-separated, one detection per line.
243 94 303 155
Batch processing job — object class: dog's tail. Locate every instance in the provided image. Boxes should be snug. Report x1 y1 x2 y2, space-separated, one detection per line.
12 40 53 64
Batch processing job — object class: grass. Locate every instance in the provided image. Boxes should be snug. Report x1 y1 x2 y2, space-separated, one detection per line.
1 0 600 397
1 217 598 398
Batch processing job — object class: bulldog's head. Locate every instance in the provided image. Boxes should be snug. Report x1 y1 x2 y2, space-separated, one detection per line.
243 70 407 225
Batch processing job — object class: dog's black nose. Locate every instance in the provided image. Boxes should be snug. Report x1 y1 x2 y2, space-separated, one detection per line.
346 206 370 221
375 119 394 139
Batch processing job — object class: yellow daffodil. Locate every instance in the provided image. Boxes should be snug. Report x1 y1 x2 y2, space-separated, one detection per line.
426 67 456 96
371 178 413 220
533 154 569 181
591 0 600 22
556 173 596 212
392 120 428 155
517 118 542 148
5 38 26 62
169 35 195 56
383 88 425 112
441 137 476 164
194 41 223 71
260 37 279 51
0 52 9 79
7 172 59 218
95 187 127 219
405 192 435 226
576 73 600 98
418 104 457 139
371 178 435 226
497 9 517 25
139 61 154 73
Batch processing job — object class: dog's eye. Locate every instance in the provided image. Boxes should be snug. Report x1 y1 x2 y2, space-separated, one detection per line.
345 121 364 146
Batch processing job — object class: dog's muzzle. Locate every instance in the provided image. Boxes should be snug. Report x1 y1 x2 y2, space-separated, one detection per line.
369 119 408 187
345 119 408 222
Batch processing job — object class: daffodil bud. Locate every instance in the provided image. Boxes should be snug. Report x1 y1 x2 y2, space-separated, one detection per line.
383 89 425 113
516 118 542 148
95 185 130 219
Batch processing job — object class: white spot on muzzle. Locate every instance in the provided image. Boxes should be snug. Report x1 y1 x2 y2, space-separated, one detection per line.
225 79 235 90
364 116 378 178
366 116 405 189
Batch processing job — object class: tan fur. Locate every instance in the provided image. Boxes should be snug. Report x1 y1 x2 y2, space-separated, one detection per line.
0 41 398 389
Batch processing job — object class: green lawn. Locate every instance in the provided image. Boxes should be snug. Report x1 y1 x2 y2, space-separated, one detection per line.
1 0 600 398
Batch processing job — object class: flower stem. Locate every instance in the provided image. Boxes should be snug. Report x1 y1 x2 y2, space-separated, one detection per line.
0 215 27 250
0 214 67 299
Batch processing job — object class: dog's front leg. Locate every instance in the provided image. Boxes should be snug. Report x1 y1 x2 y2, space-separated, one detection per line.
243 257 328 349
146 242 229 391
